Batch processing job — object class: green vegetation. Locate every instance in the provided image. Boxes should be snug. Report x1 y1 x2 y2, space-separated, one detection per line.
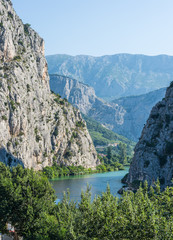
53 92 65 105
10 100 16 111
76 120 85 128
43 160 124 180
43 164 92 179
24 23 31 35
1 162 173 240
26 84 30 93
1 115 7 121
0 163 56 239
13 55 21 61
82 114 135 157
7 11 13 19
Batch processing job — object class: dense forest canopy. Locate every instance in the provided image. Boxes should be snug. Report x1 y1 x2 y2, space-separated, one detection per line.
0 163 173 239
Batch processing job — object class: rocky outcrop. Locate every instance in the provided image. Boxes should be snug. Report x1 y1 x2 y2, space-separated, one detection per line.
0 0 98 170
126 82 173 189
50 74 125 131
112 88 166 141
50 74 166 141
46 53 172 99
50 74 96 115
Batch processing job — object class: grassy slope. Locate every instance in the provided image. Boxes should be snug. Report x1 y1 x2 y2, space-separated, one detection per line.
82 114 136 156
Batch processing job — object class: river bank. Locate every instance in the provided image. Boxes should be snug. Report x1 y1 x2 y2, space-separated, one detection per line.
50 167 129 202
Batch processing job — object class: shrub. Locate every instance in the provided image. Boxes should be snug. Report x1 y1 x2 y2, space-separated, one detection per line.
24 23 31 35
8 11 13 19
10 100 16 111
26 84 30 93
64 150 72 158
36 135 41 142
2 115 7 121
13 55 21 61
76 121 85 128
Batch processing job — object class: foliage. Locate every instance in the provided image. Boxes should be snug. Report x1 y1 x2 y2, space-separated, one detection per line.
55 183 173 240
107 146 112 160
76 120 85 128
43 161 124 180
82 114 135 157
24 23 31 35
0 163 57 239
43 164 90 179
1 162 173 240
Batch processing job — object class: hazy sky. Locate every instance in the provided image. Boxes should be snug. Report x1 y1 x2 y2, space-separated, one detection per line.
12 0 173 56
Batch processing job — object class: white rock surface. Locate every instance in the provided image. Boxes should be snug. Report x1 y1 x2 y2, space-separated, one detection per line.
0 0 98 170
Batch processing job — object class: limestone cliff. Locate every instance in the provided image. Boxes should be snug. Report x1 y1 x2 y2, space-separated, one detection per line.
127 82 173 189
0 0 98 170
50 74 165 141
50 74 125 131
112 88 166 141
50 74 96 115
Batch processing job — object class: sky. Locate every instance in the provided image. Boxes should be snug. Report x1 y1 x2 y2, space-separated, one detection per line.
12 0 173 57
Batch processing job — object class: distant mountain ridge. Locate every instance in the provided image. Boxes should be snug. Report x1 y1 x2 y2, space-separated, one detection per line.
49 74 166 141
46 53 172 99
112 88 166 140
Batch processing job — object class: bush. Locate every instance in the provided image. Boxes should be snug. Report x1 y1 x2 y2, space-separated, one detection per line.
13 55 21 61
24 23 31 35
76 121 85 128
2 115 7 121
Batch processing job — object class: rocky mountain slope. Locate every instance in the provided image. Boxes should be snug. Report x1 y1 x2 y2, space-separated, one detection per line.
112 88 166 140
50 74 97 115
46 53 172 99
50 74 165 141
82 114 135 157
126 82 173 189
0 0 98 170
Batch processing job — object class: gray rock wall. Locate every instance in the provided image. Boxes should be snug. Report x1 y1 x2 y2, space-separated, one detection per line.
0 0 98 170
50 74 165 141
127 83 173 189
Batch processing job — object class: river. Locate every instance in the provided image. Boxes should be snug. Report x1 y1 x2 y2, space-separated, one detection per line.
50 167 128 202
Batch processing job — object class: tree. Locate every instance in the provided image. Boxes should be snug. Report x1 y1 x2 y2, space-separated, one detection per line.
0 163 57 239
106 146 112 160
119 142 127 164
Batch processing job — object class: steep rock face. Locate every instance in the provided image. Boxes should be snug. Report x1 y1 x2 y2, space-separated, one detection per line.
46 53 172 99
50 74 165 141
50 74 96 115
127 83 173 189
0 0 98 170
112 88 166 141
50 74 125 131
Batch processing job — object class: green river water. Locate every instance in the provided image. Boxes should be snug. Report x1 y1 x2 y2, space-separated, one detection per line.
50 167 129 202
